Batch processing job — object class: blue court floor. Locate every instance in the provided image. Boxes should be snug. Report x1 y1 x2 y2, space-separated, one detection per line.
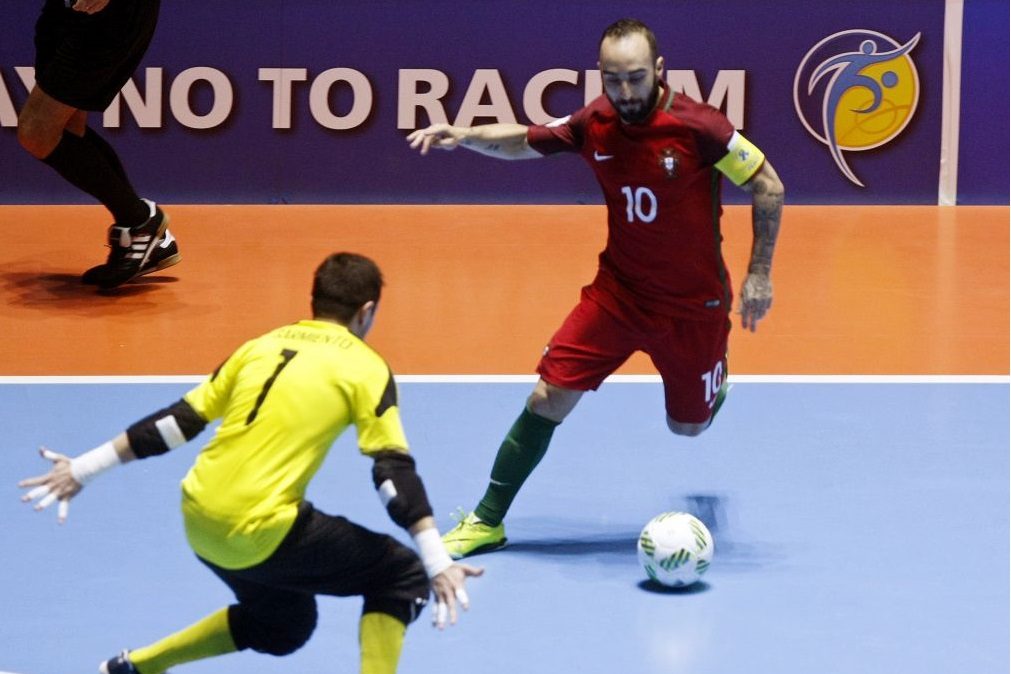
3 381 1009 674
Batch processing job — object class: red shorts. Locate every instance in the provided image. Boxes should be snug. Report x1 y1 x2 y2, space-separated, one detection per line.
536 284 730 424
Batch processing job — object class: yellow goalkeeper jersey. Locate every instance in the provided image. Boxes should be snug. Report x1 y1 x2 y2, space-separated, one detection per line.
179 319 408 569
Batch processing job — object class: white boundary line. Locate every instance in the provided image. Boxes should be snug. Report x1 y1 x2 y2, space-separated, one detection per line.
0 374 1006 385
938 0 964 205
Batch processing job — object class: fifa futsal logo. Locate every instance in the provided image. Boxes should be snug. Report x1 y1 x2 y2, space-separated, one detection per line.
793 30 921 187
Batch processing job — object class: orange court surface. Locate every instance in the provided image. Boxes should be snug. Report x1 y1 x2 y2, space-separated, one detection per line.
0 204 1007 376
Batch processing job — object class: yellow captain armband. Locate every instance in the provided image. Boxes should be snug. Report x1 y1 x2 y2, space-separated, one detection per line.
714 131 766 186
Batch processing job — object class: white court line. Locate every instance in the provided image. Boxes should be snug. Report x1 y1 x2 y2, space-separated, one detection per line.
0 375 208 384
0 374 1007 385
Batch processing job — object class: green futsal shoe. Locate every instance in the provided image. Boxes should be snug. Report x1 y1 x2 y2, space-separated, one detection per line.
442 511 506 559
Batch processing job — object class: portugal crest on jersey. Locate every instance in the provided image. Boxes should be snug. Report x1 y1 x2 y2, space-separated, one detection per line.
658 148 679 179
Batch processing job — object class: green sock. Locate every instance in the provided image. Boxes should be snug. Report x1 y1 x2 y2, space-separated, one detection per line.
474 407 559 526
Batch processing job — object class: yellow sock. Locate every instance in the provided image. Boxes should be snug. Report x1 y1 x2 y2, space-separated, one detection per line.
129 607 237 674
359 611 406 674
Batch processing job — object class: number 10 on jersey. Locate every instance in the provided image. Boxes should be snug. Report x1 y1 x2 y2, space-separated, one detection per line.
620 186 657 223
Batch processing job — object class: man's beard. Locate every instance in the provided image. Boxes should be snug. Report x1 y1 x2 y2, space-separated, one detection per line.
609 80 661 124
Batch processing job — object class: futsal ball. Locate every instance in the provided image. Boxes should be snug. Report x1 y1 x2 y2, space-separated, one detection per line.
637 512 714 587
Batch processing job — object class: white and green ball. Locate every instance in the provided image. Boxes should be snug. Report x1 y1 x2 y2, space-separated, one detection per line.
637 512 714 587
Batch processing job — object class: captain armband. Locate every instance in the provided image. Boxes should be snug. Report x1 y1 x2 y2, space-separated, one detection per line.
714 131 766 186
126 399 207 458
371 451 434 529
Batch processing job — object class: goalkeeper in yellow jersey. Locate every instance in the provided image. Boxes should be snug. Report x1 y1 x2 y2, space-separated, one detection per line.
18 252 483 674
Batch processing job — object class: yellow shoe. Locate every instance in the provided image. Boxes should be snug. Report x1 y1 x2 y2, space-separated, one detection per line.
442 511 506 559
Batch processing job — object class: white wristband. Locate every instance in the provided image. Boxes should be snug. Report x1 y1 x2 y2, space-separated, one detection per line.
412 527 454 579
69 441 121 485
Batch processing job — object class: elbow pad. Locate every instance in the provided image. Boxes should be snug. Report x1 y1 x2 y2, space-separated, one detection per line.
126 399 207 458
371 451 434 529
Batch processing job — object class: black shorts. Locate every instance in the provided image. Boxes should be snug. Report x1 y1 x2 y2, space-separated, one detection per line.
200 503 430 638
34 0 159 111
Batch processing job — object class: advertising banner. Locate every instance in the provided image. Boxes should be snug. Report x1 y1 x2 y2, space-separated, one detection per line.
0 1 971 204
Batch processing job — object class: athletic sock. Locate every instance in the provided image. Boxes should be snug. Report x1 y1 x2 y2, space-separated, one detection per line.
473 407 560 527
41 130 149 227
359 611 406 674
129 607 237 674
82 126 130 182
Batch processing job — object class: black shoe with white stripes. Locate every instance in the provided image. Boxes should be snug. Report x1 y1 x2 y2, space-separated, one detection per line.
81 199 169 289
135 227 182 279
82 227 182 284
99 650 139 674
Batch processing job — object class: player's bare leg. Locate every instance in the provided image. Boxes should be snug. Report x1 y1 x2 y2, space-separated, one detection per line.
666 418 709 437
526 378 583 422
17 86 80 158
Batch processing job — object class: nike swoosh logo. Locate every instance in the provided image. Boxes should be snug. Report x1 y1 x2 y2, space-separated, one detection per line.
593 151 614 161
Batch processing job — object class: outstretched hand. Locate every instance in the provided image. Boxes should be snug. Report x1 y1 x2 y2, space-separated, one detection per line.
739 272 773 332
406 124 466 155
18 447 81 524
430 562 484 629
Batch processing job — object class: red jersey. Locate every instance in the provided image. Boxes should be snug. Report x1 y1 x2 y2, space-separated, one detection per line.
527 85 743 320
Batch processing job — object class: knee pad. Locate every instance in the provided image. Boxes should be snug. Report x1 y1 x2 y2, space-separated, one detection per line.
229 599 318 656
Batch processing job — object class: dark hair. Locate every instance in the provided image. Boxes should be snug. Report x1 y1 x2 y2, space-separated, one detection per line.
311 252 384 322
600 18 658 62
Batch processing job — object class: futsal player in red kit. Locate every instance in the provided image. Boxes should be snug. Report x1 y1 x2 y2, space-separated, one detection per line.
407 18 785 558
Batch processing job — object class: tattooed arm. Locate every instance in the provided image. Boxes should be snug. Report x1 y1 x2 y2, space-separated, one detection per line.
737 160 784 332
407 123 541 160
